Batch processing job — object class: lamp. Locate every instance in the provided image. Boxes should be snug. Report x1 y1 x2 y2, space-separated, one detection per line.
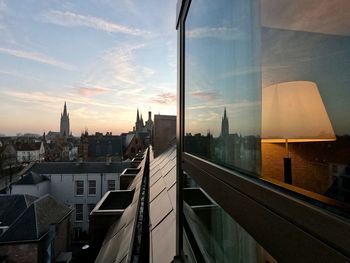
262 81 336 184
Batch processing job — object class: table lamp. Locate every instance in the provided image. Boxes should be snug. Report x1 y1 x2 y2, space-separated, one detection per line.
262 81 336 184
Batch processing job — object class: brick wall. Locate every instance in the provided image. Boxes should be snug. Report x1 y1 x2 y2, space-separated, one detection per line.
262 143 332 194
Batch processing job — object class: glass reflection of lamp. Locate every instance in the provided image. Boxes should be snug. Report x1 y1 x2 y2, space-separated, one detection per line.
262 81 336 184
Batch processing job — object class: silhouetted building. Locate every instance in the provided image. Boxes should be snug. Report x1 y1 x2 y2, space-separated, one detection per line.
80 132 123 161
153 115 176 157
221 107 229 139
60 102 70 137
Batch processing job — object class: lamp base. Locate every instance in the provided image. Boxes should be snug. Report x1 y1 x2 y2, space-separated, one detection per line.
284 157 292 184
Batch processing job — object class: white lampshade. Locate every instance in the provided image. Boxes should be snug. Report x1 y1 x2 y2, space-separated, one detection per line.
262 81 336 143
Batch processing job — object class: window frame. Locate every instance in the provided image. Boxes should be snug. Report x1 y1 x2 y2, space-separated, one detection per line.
88 180 96 196
75 180 84 196
176 0 350 261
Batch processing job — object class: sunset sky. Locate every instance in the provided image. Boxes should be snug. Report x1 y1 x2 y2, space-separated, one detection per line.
0 0 176 136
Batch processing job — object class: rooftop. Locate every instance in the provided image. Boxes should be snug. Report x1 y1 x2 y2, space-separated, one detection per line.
29 161 130 174
0 194 72 243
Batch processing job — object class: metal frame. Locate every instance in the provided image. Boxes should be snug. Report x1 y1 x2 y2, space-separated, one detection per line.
176 0 350 262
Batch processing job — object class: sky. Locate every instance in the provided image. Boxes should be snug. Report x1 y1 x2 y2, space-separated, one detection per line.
0 0 177 136
183 0 350 137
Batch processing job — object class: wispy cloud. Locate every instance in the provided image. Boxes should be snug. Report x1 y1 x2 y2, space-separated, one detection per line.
1 89 123 110
150 92 176 105
186 27 244 40
42 10 150 37
191 91 217 101
81 44 155 101
0 47 75 70
187 100 260 112
78 86 110 97
0 69 42 81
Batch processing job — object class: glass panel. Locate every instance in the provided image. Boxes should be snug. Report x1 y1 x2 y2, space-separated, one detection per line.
260 1 350 204
184 0 261 175
184 0 350 207
183 175 276 262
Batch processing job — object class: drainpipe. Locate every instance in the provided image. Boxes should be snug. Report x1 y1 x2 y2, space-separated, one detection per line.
100 173 103 199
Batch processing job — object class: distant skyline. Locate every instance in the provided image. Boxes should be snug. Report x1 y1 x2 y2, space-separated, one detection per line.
0 0 176 136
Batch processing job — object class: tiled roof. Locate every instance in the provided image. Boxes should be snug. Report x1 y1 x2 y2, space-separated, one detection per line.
0 194 72 243
95 152 147 263
15 142 42 151
12 171 49 185
0 194 37 227
94 146 177 263
29 161 130 174
149 145 176 263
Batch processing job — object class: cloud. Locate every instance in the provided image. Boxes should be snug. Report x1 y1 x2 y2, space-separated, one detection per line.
261 0 350 36
0 47 75 70
186 27 244 40
81 44 155 100
78 86 110 97
150 92 176 105
1 89 125 110
0 69 42 81
187 100 260 112
42 10 150 37
191 91 217 101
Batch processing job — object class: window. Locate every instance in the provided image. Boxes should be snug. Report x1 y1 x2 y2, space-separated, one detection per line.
184 0 260 175
75 180 84 196
178 0 350 261
75 204 83 221
88 180 96 195
107 180 115 191
184 0 350 205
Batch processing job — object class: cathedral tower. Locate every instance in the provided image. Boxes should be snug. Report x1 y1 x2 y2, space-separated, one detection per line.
60 102 70 137
221 107 229 138
135 108 144 132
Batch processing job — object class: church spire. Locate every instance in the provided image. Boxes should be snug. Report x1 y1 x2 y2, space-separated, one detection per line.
60 102 70 137
63 101 67 116
221 107 229 138
136 108 140 122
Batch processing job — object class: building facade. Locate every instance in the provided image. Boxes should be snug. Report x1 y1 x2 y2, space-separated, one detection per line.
16 142 45 163
10 162 130 234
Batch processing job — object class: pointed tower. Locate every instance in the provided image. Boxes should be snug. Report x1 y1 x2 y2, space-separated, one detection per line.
60 102 70 137
221 107 229 138
140 114 144 126
136 108 140 122
135 108 145 132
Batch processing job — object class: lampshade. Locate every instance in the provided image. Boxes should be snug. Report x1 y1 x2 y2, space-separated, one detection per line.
262 81 336 143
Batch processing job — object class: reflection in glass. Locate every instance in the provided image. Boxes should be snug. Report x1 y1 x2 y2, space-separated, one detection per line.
183 175 276 262
184 0 261 175
261 1 350 204
184 0 350 206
